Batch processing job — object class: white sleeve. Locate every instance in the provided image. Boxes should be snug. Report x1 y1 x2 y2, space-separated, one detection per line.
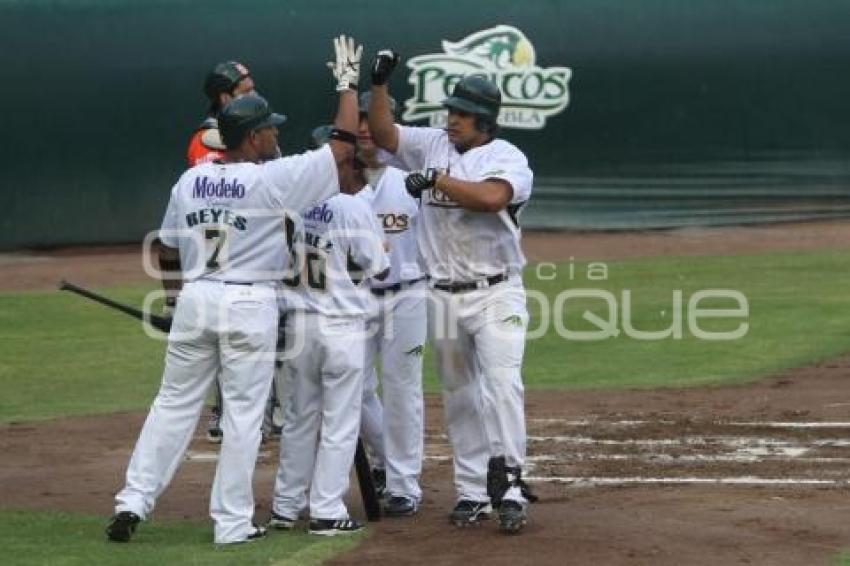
158 185 181 248
476 146 534 205
392 124 446 171
346 200 390 278
261 145 340 212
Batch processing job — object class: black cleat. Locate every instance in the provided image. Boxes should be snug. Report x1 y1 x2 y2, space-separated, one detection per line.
308 518 364 536
384 496 418 517
105 511 141 542
267 511 297 530
498 500 528 534
449 500 492 527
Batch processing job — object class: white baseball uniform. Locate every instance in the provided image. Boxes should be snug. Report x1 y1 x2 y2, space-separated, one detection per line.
114 146 339 544
273 193 389 521
390 124 533 505
356 166 427 502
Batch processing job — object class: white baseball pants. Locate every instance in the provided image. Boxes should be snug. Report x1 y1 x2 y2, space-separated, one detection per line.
273 314 365 520
428 276 529 503
114 280 279 544
360 281 427 500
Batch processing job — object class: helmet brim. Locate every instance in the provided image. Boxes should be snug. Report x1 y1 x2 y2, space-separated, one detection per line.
442 96 491 116
254 112 287 130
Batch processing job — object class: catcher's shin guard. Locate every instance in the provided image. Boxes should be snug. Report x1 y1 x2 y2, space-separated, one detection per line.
487 456 509 507
488 456 539 507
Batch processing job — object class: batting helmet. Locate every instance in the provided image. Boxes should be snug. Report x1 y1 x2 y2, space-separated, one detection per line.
218 94 287 149
358 91 397 118
442 76 501 134
203 61 251 101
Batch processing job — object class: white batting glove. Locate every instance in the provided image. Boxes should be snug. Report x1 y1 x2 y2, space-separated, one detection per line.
327 34 362 92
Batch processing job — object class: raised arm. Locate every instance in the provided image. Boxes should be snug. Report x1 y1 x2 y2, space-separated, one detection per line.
368 50 400 153
326 35 361 166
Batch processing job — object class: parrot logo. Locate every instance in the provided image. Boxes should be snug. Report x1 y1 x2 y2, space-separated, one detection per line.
404 25 571 130
441 26 535 70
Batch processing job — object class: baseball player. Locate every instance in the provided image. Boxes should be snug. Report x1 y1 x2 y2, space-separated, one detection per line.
355 92 428 517
367 53 537 533
105 35 362 545
187 61 256 167
186 61 283 443
269 131 390 535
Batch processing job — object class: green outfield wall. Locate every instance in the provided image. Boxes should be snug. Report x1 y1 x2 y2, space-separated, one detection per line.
2 1 849 248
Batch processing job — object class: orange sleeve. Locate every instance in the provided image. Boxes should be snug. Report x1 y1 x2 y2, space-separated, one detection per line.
186 130 224 167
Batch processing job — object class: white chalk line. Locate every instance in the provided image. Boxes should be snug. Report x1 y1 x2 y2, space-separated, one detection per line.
524 435 850 448
524 476 850 487
186 450 272 462
528 418 850 429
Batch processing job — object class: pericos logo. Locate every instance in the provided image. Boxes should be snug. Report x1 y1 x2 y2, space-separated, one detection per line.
403 25 572 130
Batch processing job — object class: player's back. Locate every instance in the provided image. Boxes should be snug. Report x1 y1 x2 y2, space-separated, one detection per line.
284 193 388 317
159 147 339 284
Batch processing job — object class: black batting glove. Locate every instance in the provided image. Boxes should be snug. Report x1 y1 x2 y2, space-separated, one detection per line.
405 168 439 199
371 49 400 86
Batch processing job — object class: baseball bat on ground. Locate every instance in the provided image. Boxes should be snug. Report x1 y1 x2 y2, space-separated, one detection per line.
58 279 172 333
355 438 382 521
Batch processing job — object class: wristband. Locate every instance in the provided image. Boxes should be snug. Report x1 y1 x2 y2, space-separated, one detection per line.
329 128 357 145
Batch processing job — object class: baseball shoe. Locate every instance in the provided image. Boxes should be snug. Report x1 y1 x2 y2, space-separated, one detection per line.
449 500 492 527
105 511 141 542
206 411 223 443
372 468 387 499
217 525 267 545
498 500 528 534
308 518 364 536
384 496 418 517
267 511 297 530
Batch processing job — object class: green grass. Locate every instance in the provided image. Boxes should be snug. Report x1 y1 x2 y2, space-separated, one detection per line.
519 249 850 390
3 250 850 421
0 510 361 566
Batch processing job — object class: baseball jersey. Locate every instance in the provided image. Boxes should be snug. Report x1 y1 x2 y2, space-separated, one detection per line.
391 125 533 281
186 117 225 166
159 145 339 283
284 193 389 317
357 166 424 288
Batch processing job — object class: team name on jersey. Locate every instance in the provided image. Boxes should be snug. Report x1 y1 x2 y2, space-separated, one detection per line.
193 176 246 199
186 208 248 231
377 212 411 233
303 202 334 223
427 186 460 208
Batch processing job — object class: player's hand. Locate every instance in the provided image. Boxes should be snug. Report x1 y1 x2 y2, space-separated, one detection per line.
327 35 362 92
405 168 439 199
371 49 400 86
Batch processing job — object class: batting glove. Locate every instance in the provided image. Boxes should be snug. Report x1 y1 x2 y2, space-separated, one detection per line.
371 49 400 86
327 34 362 92
405 168 439 199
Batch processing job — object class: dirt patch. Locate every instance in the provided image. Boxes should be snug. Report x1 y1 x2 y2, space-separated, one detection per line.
1 364 849 565
2 221 850 565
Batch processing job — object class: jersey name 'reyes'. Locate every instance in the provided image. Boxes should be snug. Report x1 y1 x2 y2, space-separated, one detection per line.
284 193 389 317
357 166 424 288
159 146 339 283
391 125 533 281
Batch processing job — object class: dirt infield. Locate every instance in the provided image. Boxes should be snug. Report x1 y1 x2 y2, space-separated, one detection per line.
2 222 850 565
